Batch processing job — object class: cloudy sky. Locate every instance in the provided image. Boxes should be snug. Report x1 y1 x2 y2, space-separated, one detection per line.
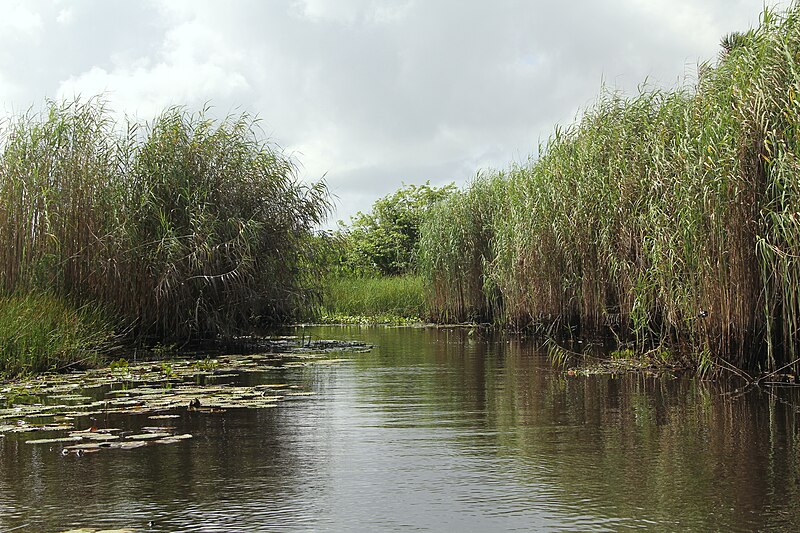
0 0 790 226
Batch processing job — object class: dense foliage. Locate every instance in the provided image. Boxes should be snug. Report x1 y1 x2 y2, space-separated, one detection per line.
419 4 800 373
0 99 330 354
336 182 455 276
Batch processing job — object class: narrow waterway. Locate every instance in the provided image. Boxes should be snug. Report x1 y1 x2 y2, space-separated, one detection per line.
1 326 800 532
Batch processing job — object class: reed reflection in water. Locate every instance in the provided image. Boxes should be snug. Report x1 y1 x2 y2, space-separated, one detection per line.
1 325 799 531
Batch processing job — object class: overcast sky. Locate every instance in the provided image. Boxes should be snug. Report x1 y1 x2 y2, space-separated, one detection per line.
0 0 791 226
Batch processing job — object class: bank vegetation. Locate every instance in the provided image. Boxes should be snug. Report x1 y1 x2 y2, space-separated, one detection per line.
0 100 329 374
419 4 800 374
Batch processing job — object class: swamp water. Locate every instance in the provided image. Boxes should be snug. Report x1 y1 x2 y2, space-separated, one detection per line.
1 326 800 532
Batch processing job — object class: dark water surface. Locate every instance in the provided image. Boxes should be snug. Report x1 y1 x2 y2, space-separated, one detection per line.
2 326 800 532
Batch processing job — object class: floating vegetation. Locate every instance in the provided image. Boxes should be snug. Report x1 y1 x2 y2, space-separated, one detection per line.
0 423 73 433
54 428 192 455
546 337 688 378
0 339 371 455
59 529 133 533
564 361 682 378
25 436 84 444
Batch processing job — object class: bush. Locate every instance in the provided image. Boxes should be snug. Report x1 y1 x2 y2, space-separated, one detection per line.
336 182 455 276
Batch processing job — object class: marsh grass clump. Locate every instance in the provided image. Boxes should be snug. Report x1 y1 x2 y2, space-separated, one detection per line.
318 274 425 320
119 107 331 340
0 292 114 376
418 172 505 323
0 98 330 374
419 2 800 373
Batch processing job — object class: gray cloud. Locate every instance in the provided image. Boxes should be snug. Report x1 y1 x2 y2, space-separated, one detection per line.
0 0 787 225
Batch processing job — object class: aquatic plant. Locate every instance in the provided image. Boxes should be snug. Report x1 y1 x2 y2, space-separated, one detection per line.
418 171 506 323
0 99 331 360
419 3 800 372
0 292 114 375
121 106 331 339
317 274 425 320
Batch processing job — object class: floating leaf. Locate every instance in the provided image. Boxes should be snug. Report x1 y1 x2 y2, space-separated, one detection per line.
68 433 120 442
109 441 147 450
64 442 105 451
61 527 133 533
125 432 172 440
26 436 84 444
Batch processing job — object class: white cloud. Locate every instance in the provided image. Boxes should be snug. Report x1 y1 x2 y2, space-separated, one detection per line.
56 15 253 120
291 0 413 25
56 7 74 25
0 1 43 36
0 0 793 224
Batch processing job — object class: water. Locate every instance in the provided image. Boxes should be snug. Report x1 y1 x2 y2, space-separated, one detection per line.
2 326 800 532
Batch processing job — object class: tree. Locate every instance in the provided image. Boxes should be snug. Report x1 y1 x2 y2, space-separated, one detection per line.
338 182 456 276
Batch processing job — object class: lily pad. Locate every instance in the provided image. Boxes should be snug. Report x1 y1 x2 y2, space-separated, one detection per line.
69 433 120 442
64 442 105 451
26 436 84 444
0 335 362 455
153 434 192 445
61 527 133 533
72 427 121 434
125 432 172 440
7 423 74 433
109 441 147 450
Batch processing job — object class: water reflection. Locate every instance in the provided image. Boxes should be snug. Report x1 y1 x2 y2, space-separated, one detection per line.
1 326 799 531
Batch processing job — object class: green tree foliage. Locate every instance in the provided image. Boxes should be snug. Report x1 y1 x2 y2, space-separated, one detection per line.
337 182 455 276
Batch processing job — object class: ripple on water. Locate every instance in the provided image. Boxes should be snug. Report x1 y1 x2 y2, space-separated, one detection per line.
2 326 800 532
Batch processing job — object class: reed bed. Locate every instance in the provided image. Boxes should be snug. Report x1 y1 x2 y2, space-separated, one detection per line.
420 3 800 372
318 274 425 320
0 292 114 375
0 99 330 358
418 172 505 323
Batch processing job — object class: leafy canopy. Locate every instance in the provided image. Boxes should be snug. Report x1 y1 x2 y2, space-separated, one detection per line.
337 181 456 276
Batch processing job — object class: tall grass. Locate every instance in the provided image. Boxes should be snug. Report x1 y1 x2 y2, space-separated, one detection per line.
420 3 800 372
0 98 331 353
0 292 115 375
319 274 425 320
418 172 505 322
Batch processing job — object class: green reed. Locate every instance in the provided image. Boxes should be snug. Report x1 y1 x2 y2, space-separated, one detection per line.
0 99 331 356
420 3 800 372
0 292 115 376
318 274 425 320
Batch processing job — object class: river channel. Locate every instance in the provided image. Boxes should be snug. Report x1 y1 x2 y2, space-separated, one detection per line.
1 325 800 532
